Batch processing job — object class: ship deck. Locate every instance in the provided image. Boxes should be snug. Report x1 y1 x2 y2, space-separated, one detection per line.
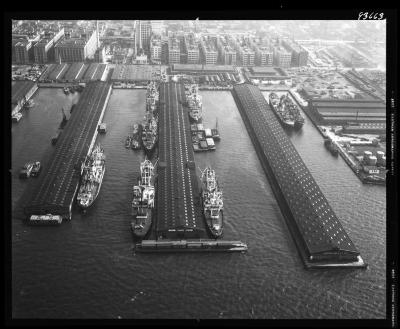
232 84 366 268
24 82 112 220
156 82 206 239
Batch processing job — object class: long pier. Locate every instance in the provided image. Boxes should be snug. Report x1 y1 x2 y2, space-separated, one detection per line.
156 82 206 239
232 84 366 269
24 81 112 222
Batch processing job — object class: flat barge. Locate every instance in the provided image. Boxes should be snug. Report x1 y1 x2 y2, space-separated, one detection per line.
232 84 366 269
23 82 112 224
135 239 247 253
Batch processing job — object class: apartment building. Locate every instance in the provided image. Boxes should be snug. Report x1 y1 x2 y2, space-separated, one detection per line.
199 36 218 65
184 34 200 64
281 38 308 67
54 30 97 62
216 36 237 65
273 46 292 68
13 39 32 64
33 27 65 63
150 36 162 62
168 37 180 64
135 20 152 50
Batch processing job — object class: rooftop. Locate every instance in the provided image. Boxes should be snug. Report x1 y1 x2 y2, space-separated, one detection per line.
12 80 36 104
250 66 288 76
56 38 87 47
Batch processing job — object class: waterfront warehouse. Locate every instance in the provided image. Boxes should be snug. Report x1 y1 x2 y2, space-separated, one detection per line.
11 80 38 115
232 84 365 268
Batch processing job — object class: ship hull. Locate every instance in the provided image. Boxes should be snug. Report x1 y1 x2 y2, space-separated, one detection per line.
200 193 224 239
204 211 224 238
189 112 202 123
269 103 295 128
77 166 105 209
131 208 152 239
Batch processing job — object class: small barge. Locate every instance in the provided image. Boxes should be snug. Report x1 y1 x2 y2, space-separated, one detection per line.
29 214 62 225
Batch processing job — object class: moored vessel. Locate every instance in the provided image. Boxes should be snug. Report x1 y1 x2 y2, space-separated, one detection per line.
200 167 224 238
186 84 203 122
324 138 339 156
131 158 156 239
76 145 106 209
141 114 158 153
131 123 142 150
269 92 304 129
19 162 34 178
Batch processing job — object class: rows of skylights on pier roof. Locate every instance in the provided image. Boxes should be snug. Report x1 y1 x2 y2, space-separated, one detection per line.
234 84 358 253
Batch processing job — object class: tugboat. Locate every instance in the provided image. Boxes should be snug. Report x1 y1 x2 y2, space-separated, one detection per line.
324 138 339 156
125 135 132 148
30 161 41 177
141 114 158 153
211 118 220 141
131 158 156 239
131 123 142 150
19 162 34 178
200 167 224 238
63 86 70 95
76 145 106 209
186 84 203 123
146 81 159 116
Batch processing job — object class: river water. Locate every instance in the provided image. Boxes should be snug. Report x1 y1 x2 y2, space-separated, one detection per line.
12 88 386 319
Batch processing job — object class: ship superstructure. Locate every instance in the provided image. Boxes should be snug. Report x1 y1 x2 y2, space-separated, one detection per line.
141 113 158 153
146 81 159 116
269 92 304 129
141 82 159 153
186 84 203 122
131 158 156 238
200 167 224 238
76 144 105 209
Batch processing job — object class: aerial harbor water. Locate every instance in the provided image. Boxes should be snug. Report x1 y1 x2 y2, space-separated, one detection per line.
12 87 385 319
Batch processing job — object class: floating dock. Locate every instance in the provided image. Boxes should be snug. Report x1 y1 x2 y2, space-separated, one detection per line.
135 239 247 252
232 84 366 269
24 82 112 223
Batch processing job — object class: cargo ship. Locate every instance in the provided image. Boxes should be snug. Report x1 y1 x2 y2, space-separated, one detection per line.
76 145 106 209
269 92 304 129
141 114 158 153
131 158 155 238
186 84 203 122
146 81 159 116
200 167 224 238
131 123 142 150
